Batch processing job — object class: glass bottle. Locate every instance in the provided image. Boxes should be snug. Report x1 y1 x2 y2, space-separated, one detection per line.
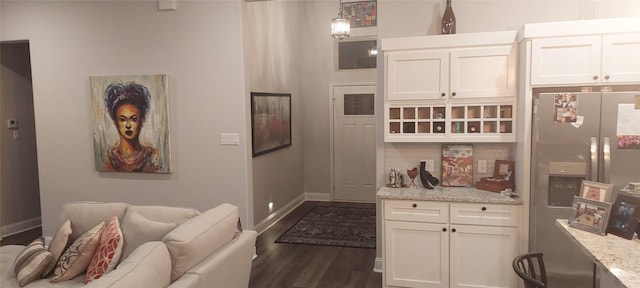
389 169 396 186
441 0 456 34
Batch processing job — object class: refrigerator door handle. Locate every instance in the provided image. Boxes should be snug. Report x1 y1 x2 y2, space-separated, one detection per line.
603 137 611 183
590 137 598 181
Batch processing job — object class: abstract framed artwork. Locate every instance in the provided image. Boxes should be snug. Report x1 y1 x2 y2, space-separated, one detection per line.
91 74 172 173
442 144 473 187
251 92 292 157
569 196 612 235
341 1 377 28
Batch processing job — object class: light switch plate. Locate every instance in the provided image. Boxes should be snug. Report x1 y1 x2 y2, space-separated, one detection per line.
478 160 487 174
158 0 177 11
220 133 240 146
424 160 435 172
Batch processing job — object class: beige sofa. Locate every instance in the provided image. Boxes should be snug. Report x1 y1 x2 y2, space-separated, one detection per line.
0 202 257 288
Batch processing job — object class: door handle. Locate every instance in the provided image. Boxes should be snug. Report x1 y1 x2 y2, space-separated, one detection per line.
590 137 598 181
603 137 611 183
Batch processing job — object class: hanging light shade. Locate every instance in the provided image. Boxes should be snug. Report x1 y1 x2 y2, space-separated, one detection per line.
331 1 350 39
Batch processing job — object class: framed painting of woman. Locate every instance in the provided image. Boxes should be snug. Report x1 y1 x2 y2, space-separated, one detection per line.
91 74 172 173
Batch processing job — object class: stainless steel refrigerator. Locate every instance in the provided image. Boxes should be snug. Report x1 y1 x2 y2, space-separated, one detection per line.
530 88 640 287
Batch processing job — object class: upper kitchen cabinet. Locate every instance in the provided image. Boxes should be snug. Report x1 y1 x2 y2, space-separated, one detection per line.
381 31 518 143
384 31 517 101
522 18 640 87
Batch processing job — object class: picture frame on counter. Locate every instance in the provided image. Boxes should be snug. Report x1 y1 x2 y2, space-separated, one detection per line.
441 144 473 187
580 180 614 202
569 196 612 236
607 193 640 240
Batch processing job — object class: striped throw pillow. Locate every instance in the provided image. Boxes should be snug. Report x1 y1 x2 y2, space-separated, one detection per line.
13 237 54 287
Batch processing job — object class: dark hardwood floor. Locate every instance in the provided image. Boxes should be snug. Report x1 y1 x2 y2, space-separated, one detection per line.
249 201 382 288
0 226 42 246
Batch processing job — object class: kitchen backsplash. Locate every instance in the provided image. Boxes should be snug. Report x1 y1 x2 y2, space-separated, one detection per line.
384 142 515 185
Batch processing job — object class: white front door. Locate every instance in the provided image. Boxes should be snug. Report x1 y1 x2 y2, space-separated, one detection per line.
333 85 376 202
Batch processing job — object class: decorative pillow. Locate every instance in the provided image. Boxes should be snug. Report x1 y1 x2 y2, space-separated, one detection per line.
85 217 124 283
120 211 178 259
43 219 73 277
50 221 105 283
13 237 54 287
60 202 129 239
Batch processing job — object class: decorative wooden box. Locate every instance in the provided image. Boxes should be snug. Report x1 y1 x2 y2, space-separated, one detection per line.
476 160 515 193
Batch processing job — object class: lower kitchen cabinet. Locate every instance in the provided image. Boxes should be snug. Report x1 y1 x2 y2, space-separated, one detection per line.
384 221 449 287
382 199 521 288
449 225 519 288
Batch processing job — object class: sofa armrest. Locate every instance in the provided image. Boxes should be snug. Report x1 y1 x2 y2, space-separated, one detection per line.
168 230 257 288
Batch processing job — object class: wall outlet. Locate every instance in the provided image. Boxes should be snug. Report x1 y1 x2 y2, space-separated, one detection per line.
424 160 435 172
478 160 488 174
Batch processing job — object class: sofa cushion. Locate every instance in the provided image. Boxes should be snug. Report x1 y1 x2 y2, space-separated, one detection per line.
120 211 178 259
162 203 238 282
126 205 200 224
44 219 72 277
51 221 104 283
13 237 53 287
85 217 124 283
59 202 129 239
84 241 171 288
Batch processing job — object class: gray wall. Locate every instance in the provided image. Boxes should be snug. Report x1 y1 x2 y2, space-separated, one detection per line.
243 1 306 224
1 1 252 236
1 42 41 237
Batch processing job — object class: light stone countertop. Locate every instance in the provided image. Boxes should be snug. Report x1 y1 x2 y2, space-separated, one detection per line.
556 220 640 288
377 185 523 205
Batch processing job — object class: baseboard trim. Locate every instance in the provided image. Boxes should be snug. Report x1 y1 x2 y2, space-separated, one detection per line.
304 192 331 201
253 194 306 235
0 217 42 239
373 257 383 273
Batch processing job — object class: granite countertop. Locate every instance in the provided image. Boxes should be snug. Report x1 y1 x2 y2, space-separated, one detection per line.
377 185 523 205
556 220 640 288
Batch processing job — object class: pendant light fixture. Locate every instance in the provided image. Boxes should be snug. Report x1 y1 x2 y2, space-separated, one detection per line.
331 0 350 39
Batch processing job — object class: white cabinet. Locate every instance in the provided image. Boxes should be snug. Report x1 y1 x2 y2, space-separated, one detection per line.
386 50 448 101
448 203 520 288
382 199 521 288
530 33 640 86
385 221 449 288
449 46 516 99
382 31 518 143
386 45 516 101
385 103 515 142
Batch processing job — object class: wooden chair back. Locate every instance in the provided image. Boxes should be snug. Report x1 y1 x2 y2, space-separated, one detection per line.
512 252 548 288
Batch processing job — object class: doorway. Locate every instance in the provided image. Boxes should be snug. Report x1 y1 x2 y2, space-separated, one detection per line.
331 84 377 202
0 41 42 239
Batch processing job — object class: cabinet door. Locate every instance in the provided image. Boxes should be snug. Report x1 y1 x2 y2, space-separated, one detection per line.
530 36 601 86
386 50 449 101
450 45 516 99
384 221 449 288
601 33 640 83
449 225 519 288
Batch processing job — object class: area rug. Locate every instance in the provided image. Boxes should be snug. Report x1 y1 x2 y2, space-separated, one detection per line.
275 206 376 249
